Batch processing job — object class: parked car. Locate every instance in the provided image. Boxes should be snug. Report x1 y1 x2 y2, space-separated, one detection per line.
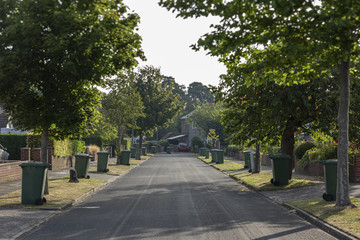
178 143 189 152
0 144 9 160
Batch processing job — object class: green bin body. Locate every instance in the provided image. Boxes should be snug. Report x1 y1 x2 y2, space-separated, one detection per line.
142 147 147 156
269 154 290 186
216 150 224 164
135 149 142 160
151 146 157 154
243 150 253 169
204 149 210 159
97 151 110 172
199 147 207 156
211 149 218 163
166 146 172 154
194 145 199 153
119 150 131 165
20 162 51 205
130 147 136 158
320 159 337 201
75 154 90 178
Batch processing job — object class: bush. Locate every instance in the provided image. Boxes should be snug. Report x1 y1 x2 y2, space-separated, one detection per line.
226 145 244 157
297 143 338 169
294 141 316 159
158 139 169 148
122 138 131 150
262 144 280 154
191 136 204 148
54 139 72 157
88 144 100 156
82 136 103 149
72 140 86 155
0 134 27 160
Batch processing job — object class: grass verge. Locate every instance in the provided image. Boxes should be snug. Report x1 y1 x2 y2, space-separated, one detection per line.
230 171 313 191
89 159 146 175
0 178 106 209
212 162 245 172
289 198 360 238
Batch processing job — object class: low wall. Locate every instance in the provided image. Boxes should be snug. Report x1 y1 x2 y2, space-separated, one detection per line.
0 160 26 183
261 154 272 166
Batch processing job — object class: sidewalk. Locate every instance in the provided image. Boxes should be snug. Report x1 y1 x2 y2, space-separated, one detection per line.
0 157 127 240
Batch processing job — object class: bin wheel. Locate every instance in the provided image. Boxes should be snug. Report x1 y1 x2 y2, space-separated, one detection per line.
35 198 44 206
103 169 109 173
43 197 47 203
323 193 334 201
270 178 279 186
248 169 252 173
87 175 90 179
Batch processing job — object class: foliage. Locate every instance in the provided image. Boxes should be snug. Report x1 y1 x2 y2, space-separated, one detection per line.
134 66 182 146
122 138 131 151
0 134 27 160
185 82 214 112
82 137 103 150
191 136 204 148
226 145 243 157
207 129 219 148
297 143 338 169
190 102 225 145
261 145 281 155
88 145 100 156
158 140 169 148
72 140 86 155
103 71 145 155
294 142 316 160
53 139 72 157
0 0 144 164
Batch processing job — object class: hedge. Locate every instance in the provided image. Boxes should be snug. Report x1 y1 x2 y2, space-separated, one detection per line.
0 134 27 160
82 136 103 149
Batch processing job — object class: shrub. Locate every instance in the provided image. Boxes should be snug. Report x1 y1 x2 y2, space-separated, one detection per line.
82 136 103 149
0 134 27 160
72 140 86 155
294 141 316 159
88 144 100 156
191 136 204 148
158 139 169 148
54 139 72 157
297 143 338 169
262 144 281 154
122 138 131 150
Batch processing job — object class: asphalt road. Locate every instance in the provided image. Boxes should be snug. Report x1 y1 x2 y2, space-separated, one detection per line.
21 153 336 240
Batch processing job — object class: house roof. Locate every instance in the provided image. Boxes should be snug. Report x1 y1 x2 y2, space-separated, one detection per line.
167 134 187 140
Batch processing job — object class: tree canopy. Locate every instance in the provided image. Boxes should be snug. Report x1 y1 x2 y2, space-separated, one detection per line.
159 0 360 206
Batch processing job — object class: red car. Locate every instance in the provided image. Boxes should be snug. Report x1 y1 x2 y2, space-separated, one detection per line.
178 143 190 152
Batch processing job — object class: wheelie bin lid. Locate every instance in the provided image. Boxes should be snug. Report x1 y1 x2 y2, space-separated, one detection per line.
319 159 337 165
19 162 51 168
269 154 291 160
97 151 110 154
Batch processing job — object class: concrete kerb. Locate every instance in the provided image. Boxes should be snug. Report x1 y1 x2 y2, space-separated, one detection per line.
196 154 358 240
11 156 150 240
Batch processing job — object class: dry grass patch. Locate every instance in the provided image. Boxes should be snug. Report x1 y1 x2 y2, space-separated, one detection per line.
0 178 106 209
289 198 360 238
212 162 245 172
230 171 313 191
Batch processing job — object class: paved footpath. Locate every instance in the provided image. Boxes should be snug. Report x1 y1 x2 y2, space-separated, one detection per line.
17 153 336 240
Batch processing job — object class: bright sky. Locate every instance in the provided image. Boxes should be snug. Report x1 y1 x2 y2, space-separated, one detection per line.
123 0 227 87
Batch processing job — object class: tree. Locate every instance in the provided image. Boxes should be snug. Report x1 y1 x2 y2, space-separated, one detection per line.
222 78 336 179
207 129 219 149
159 0 358 207
186 82 214 112
134 66 182 147
189 102 225 146
0 0 143 192
102 72 144 160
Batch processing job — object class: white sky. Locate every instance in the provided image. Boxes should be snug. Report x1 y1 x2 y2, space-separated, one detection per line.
123 0 227 87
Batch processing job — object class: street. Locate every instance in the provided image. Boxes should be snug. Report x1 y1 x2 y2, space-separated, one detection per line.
21 153 335 240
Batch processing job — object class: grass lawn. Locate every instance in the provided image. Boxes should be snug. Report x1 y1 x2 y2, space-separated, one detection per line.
212 162 245 172
230 171 313 191
198 155 212 163
0 178 106 209
289 198 360 238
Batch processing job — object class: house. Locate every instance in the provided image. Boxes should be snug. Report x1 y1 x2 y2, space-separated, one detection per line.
170 112 203 147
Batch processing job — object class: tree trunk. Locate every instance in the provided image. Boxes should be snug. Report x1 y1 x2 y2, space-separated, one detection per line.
41 129 49 195
281 119 296 180
336 57 351 206
252 144 261 173
139 134 143 148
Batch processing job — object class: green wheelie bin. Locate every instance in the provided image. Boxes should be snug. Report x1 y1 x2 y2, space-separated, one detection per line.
320 159 337 201
130 147 136 158
211 149 218 163
199 147 207 156
97 151 110 173
135 148 142 160
119 150 131 165
75 154 91 179
216 150 224 164
243 150 253 169
269 154 290 186
151 146 157 154
20 162 51 205
141 147 147 156
204 149 210 159
166 146 172 154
